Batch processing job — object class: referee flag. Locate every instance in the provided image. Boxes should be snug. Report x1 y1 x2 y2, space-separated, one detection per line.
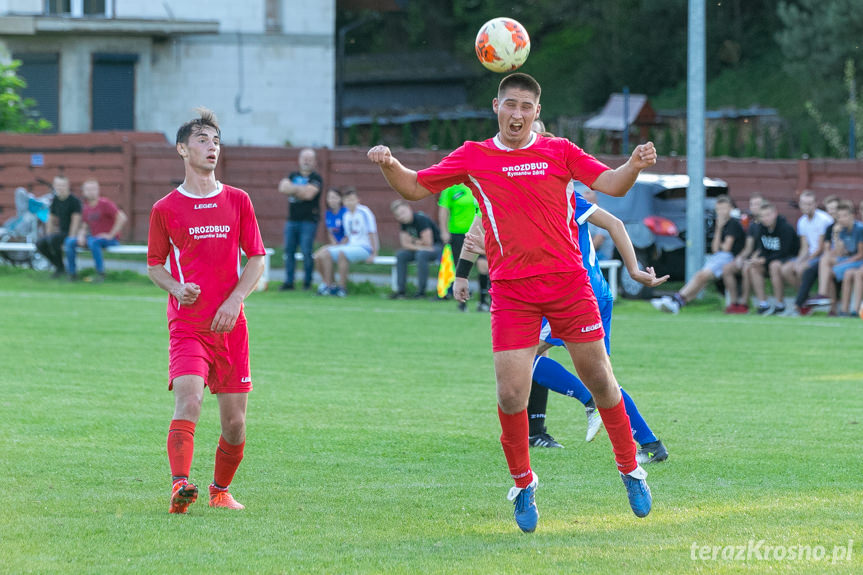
437 243 456 298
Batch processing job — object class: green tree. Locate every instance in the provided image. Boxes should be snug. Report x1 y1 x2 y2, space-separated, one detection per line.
368 120 381 146
712 124 726 157
0 60 52 133
441 119 455 150
777 0 863 117
727 122 740 157
744 125 758 157
401 123 414 149
347 124 359 146
428 116 440 149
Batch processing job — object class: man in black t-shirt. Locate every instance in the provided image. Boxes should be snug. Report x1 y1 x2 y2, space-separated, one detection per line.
36 175 82 278
389 199 443 299
278 148 323 290
723 193 764 313
747 201 800 315
652 195 746 314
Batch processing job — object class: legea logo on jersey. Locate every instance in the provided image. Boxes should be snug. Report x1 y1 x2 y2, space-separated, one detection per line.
188 224 231 240
502 161 549 177
194 202 217 210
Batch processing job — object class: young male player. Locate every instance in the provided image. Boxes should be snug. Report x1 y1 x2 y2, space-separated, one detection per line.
147 109 266 513
368 73 657 532
462 186 669 463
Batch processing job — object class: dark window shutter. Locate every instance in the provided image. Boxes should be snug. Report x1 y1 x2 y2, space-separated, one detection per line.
92 53 138 131
13 53 60 133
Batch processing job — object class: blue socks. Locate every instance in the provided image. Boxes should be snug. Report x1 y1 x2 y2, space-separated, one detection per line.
532 355 658 445
621 388 658 445
532 355 593 404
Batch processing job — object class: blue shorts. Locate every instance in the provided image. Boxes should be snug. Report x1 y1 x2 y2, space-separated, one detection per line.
540 297 613 355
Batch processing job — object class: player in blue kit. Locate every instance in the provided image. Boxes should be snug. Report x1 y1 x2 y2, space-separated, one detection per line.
464 184 670 463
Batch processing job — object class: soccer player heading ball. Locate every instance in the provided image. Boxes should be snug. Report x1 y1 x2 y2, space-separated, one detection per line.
368 73 657 532
147 108 267 513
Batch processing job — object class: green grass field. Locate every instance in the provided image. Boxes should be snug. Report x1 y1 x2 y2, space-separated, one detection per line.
0 267 860 574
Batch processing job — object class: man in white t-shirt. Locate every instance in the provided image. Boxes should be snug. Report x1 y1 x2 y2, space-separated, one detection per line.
315 187 378 296
781 190 833 292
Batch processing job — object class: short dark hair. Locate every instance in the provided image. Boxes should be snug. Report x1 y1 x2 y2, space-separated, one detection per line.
498 73 541 100
837 200 854 213
342 187 358 198
715 195 732 206
176 107 221 145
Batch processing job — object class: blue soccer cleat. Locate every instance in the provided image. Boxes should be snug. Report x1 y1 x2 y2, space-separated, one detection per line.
506 473 539 532
620 465 652 517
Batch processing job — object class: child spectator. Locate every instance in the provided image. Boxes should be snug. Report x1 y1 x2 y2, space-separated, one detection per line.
315 188 377 297
312 187 347 294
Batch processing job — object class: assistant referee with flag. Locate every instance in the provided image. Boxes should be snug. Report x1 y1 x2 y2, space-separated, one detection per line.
438 183 490 311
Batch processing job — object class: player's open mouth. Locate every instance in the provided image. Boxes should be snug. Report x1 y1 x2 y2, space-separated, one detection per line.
509 122 523 133
207 155 217 161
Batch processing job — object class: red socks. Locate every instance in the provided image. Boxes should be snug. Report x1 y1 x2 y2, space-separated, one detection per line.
498 406 533 488
598 397 638 475
213 435 245 489
167 419 196 480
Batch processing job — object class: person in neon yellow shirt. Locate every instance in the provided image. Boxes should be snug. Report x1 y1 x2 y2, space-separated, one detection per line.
438 183 490 311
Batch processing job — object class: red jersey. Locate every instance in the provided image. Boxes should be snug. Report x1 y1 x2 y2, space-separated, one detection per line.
82 197 119 237
147 182 266 329
416 133 609 281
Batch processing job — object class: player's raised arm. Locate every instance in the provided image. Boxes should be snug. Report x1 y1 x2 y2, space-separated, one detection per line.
367 145 432 201
587 207 669 288
592 142 657 198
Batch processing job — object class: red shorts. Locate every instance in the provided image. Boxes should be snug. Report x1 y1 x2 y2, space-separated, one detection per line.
490 271 604 352
168 317 252 394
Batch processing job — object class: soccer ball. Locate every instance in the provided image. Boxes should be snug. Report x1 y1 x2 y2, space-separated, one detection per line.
475 17 531 73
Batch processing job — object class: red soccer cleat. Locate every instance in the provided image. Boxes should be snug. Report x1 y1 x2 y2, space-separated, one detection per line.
208 485 245 510
169 479 198 514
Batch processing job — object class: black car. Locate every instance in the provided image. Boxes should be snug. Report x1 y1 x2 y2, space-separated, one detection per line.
580 174 730 299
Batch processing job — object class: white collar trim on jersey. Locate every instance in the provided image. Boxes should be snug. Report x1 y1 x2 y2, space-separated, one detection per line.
493 131 538 151
177 181 223 199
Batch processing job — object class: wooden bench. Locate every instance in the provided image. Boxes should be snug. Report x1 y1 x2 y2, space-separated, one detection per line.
293 252 622 299
0 242 274 292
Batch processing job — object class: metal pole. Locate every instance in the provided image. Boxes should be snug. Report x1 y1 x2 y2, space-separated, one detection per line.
686 0 706 282
622 86 630 155
336 26 347 146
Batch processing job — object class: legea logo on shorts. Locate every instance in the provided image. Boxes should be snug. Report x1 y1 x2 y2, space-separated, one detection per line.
241 377 251 383
581 322 602 333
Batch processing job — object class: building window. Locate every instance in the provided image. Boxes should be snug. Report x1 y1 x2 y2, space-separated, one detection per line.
83 0 106 15
265 0 281 32
45 0 107 17
45 0 71 14
13 53 59 133
92 53 137 131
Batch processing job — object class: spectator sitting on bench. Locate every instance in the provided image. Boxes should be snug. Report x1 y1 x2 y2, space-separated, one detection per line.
314 188 378 297
35 175 82 279
722 193 764 313
807 200 863 315
747 200 800 315
71 179 128 282
389 199 443 299
651 195 745 314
